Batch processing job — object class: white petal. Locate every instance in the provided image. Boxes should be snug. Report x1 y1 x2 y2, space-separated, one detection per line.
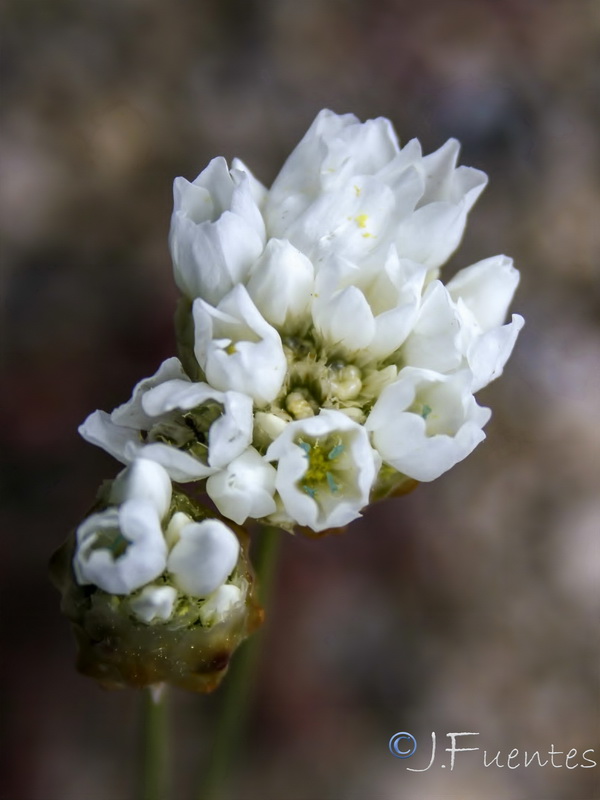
167 519 240 598
246 238 314 329
109 459 172 519
253 411 288 445
78 409 138 466
468 314 525 392
228 166 267 240
176 158 233 217
359 252 426 361
206 447 277 524
129 585 178 623
395 200 470 269
141 380 224 416
319 116 400 189
380 164 425 221
133 442 216 482
368 304 420 363
447 254 520 331
313 284 376 352
231 157 268 209
111 358 188 428
207 391 254 469
402 281 463 373
284 176 396 261
199 584 243 627
165 511 194 549
79 358 189 463
418 138 487 209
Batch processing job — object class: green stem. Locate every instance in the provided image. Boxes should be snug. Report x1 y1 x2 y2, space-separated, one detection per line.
200 525 281 800
139 684 170 800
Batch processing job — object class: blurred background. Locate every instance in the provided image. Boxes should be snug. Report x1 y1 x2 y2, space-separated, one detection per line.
1 0 599 798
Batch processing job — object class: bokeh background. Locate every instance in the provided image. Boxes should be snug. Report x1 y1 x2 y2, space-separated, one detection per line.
2 1 599 798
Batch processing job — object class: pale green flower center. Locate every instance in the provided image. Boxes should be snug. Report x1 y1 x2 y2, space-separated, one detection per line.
411 401 432 420
89 528 131 559
296 436 345 498
143 400 224 459
262 332 396 423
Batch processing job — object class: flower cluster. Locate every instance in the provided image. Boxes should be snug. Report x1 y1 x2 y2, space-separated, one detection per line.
50 459 262 691
55 110 523 689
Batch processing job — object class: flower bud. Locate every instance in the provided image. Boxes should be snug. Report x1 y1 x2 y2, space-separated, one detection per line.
50 488 262 692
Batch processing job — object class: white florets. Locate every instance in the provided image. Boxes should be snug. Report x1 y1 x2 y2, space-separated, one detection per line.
76 109 524 611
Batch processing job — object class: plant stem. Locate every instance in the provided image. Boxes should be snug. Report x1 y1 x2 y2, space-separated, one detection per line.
200 525 281 800
140 684 169 800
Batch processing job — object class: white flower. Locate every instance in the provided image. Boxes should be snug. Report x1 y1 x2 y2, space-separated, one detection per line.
403 262 524 392
167 519 240 598
198 584 243 627
79 357 253 482
109 459 172 520
447 255 525 391
446 254 519 331
401 280 465 374
264 109 487 271
74 500 168 595
464 316 524 393
394 137 488 271
129 584 178 623
141 376 253 470
206 446 277 524
312 247 426 360
365 367 491 481
192 284 287 407
266 409 380 532
169 157 266 305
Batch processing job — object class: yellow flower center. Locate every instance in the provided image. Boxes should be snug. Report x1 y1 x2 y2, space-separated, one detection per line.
297 437 345 498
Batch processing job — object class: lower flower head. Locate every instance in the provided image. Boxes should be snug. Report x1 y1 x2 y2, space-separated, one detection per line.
51 464 264 692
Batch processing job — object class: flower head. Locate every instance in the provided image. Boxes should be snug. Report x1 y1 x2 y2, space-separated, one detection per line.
78 109 523 537
52 460 263 692
58 108 526 693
